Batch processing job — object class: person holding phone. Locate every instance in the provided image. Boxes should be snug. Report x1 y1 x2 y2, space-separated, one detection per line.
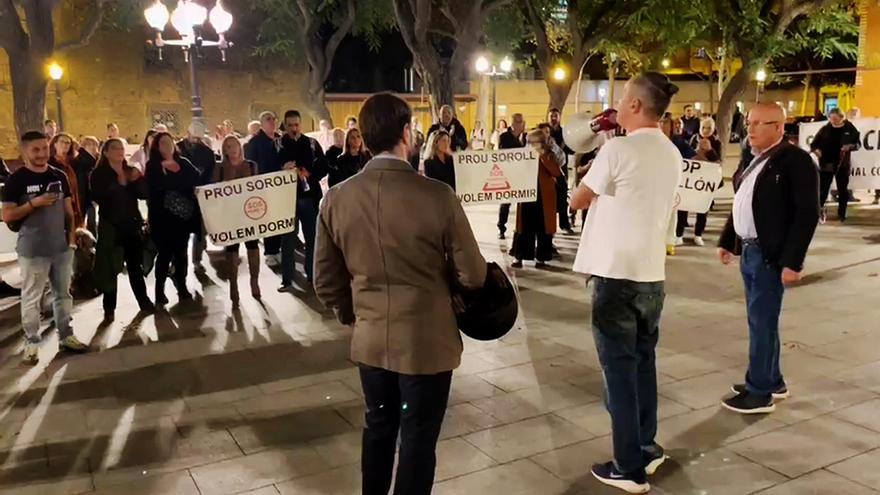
2 131 89 366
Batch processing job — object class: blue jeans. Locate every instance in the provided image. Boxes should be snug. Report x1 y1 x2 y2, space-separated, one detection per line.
591 276 664 475
740 241 785 397
20 249 74 343
281 197 318 284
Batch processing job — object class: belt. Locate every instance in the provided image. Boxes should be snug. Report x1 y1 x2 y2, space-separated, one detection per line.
741 238 760 246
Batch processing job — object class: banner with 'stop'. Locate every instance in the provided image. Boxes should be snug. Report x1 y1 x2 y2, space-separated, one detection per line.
454 149 540 206
195 170 298 247
674 159 723 214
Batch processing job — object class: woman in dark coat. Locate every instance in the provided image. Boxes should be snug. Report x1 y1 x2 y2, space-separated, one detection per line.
329 128 370 187
91 138 154 318
512 129 562 268
145 132 201 305
423 130 456 191
49 132 84 227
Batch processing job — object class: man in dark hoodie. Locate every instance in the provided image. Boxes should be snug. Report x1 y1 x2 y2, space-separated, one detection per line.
178 127 217 270
427 105 468 152
278 110 328 291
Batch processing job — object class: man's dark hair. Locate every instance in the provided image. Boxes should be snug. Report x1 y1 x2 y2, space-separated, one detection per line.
537 123 551 130
346 116 357 124
359 93 412 154
683 104 693 110
828 107 844 117
106 122 117 129
631 72 680 119
43 119 56 126
548 107 561 114
284 110 301 121
21 130 48 144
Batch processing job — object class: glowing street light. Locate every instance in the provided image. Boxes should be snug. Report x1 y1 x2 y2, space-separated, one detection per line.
47 61 65 130
144 0 234 137
552 66 568 82
661 58 670 69
756 68 767 82
475 55 514 135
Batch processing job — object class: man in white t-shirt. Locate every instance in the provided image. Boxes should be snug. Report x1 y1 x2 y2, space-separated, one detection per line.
569 72 682 494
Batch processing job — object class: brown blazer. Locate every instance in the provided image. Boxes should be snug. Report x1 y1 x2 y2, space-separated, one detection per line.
314 156 487 375
516 152 562 235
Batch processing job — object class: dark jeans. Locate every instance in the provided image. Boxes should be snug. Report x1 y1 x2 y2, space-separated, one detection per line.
154 231 189 296
675 210 707 237
591 276 664 475
359 364 452 495
556 175 571 231
498 203 511 234
103 230 150 311
740 241 785 397
819 167 850 219
264 235 282 256
281 197 318 284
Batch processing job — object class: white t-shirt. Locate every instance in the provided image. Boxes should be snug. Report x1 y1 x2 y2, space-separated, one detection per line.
573 127 682 282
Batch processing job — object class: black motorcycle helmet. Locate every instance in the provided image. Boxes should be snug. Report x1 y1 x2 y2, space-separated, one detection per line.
455 262 519 341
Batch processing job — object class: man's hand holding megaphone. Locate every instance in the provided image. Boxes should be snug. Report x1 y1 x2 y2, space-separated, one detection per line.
564 109 619 154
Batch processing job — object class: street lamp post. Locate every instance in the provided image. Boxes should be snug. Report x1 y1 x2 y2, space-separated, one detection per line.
475 55 513 135
48 62 64 131
144 0 233 136
755 68 767 103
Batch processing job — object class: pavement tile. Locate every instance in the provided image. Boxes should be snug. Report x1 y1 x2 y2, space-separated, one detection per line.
651 447 785 495
439 403 504 440
729 415 880 478
189 446 328 495
477 357 595 392
470 382 599 423
654 406 788 453
553 395 692 437
770 377 878 424
833 398 880 433
755 469 877 494
276 464 359 495
463 414 592 463
88 470 200 495
228 408 353 454
435 437 496 481
233 381 358 417
432 459 569 495
827 448 880 490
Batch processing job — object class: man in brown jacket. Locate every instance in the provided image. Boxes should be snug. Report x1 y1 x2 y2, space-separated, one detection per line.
314 93 487 495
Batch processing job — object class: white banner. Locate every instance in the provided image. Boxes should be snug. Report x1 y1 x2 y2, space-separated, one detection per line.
847 151 880 189
195 170 298 246
454 149 540 205
799 118 880 152
674 159 723 214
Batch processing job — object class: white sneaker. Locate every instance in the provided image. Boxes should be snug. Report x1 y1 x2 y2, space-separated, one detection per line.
674 237 684 246
693 236 705 247
265 254 280 267
59 335 89 354
22 342 39 366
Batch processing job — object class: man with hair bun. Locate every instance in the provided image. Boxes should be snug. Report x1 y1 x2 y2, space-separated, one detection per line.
570 72 682 493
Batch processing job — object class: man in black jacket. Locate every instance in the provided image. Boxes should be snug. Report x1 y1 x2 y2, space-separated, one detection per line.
718 102 820 414
178 130 217 270
278 110 328 290
73 136 99 234
548 108 575 234
809 108 860 223
497 113 526 240
244 111 283 265
427 105 468 152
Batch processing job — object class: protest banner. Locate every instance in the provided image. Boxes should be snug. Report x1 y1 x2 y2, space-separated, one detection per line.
454 149 540 206
674 159 723 214
847 150 880 189
195 170 298 247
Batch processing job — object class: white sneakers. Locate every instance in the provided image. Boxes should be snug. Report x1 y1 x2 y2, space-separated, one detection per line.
22 343 38 366
674 237 684 246
694 236 705 247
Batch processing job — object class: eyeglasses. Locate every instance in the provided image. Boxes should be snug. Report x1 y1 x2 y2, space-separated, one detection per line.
745 121 780 128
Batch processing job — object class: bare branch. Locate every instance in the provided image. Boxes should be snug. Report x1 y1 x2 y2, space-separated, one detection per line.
439 1 460 32
56 0 109 53
519 0 551 72
777 0 843 34
22 0 58 56
321 0 356 82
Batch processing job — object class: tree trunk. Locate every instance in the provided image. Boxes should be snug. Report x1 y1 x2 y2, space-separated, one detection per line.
305 68 333 128
607 64 617 109
8 51 48 136
716 66 753 152
801 72 812 118
423 64 455 120
547 80 573 114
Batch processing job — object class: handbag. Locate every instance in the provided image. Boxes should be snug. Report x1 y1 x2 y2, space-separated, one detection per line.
160 163 195 221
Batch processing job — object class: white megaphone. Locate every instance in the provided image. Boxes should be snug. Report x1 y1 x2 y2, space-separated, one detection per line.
564 112 606 153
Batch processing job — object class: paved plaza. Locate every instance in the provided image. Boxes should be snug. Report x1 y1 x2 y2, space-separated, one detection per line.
0 195 879 495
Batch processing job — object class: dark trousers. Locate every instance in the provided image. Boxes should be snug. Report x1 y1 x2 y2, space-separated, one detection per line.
675 210 707 237
556 175 571 231
264 235 282 256
281 197 318 284
740 241 785 397
154 231 189 296
819 167 850 219
103 231 150 311
515 201 552 261
498 203 511 234
359 364 452 495
591 276 664 475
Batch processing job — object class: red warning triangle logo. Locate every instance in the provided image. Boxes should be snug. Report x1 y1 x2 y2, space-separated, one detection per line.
483 164 511 192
